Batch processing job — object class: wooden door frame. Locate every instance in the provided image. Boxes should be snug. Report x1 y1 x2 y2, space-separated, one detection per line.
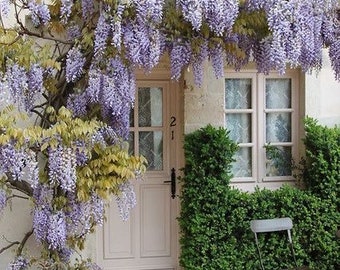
95 59 185 269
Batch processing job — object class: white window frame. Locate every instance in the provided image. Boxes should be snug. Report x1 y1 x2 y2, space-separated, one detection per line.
224 70 300 184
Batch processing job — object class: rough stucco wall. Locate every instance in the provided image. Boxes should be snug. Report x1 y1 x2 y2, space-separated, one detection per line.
305 49 340 126
0 194 40 269
183 61 225 134
184 52 340 135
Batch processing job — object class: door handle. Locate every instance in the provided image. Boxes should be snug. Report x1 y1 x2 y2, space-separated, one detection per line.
164 168 176 199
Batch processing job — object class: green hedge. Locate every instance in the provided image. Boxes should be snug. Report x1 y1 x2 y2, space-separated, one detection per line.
302 117 340 208
179 124 340 270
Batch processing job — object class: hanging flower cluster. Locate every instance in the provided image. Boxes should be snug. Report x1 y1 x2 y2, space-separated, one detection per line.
0 107 146 268
0 0 339 269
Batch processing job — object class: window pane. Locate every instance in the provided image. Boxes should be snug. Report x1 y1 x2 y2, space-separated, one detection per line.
128 132 134 155
226 114 251 143
138 87 163 127
129 107 134 127
232 147 252 177
266 79 291 109
225 79 251 109
266 146 292 177
266 113 291 142
139 131 163 171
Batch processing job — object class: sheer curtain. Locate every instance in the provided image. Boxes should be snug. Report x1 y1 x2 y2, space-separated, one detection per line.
225 79 252 177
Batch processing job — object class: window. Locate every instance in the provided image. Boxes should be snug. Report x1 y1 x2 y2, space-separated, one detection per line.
225 71 299 183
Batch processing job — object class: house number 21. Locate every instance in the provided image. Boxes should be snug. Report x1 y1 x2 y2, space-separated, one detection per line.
170 116 176 140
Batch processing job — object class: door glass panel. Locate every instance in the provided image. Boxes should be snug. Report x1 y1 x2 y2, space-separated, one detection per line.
266 146 292 176
226 113 251 143
266 113 291 142
139 131 163 171
138 87 163 127
128 132 134 155
225 78 252 109
232 147 252 177
129 108 134 127
266 79 291 109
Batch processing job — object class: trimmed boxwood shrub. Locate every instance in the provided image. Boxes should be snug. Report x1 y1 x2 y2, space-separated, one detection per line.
178 125 238 269
179 123 340 270
302 117 340 209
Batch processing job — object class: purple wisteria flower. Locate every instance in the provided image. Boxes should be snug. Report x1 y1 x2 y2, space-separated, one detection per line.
90 194 104 225
66 47 85 83
84 262 103 270
110 4 126 50
178 0 203 31
253 38 274 74
33 207 50 242
26 64 44 111
67 92 89 117
47 211 67 250
59 247 73 263
202 0 239 36
115 181 136 221
123 20 162 70
170 41 192 80
28 64 43 95
65 195 87 235
7 256 29 270
0 144 29 181
94 12 110 58
133 0 165 23
245 0 275 12
60 0 73 23
0 0 10 17
4 63 44 112
48 146 77 192
210 43 225 79
84 57 135 138
5 64 28 108
329 38 340 81
191 40 208 87
65 193 104 237
33 183 54 207
66 24 81 41
27 0 51 26
81 0 95 20
33 184 53 242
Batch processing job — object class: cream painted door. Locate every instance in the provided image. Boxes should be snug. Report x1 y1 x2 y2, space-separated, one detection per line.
97 79 182 270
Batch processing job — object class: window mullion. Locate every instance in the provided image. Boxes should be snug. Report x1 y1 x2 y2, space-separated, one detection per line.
257 73 266 182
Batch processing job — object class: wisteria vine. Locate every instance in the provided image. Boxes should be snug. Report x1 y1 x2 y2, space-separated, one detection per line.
0 0 339 269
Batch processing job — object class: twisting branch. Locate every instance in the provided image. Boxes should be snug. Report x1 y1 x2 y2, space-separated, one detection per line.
0 35 21 46
5 176 33 197
16 229 33 256
0 241 20 254
18 29 74 45
7 194 29 200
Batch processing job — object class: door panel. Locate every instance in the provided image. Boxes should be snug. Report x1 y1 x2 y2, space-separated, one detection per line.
140 185 170 258
104 204 134 260
97 79 181 270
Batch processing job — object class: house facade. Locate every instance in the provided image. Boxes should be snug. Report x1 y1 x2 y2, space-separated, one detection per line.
93 50 340 270
0 16 340 270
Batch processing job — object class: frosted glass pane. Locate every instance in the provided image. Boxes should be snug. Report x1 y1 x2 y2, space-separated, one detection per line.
266 79 291 109
226 114 251 143
232 147 252 177
266 113 291 142
138 87 163 127
266 146 292 177
129 108 134 127
225 79 251 109
128 132 134 155
139 131 163 171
